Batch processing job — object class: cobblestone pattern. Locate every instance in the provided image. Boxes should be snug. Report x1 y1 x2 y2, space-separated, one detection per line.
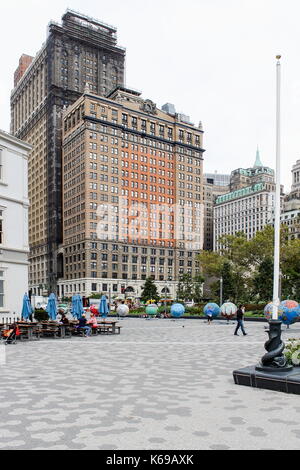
0 318 299 450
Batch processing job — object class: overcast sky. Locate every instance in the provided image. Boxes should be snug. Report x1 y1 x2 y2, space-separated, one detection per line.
1 0 300 190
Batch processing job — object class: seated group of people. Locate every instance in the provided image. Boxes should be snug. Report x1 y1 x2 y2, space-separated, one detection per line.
59 311 98 337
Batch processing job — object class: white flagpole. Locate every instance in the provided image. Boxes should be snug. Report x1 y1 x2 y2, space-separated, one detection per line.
272 55 282 320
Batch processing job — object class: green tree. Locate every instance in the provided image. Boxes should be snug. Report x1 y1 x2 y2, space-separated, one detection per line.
252 257 274 302
140 278 159 303
177 273 204 302
177 273 194 301
281 238 300 299
197 250 224 278
192 274 205 303
220 261 236 302
199 226 300 304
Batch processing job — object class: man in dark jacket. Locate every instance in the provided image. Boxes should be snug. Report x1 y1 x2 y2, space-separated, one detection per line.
234 305 247 336
78 314 92 337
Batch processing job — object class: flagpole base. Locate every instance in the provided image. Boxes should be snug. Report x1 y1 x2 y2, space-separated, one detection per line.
255 320 291 371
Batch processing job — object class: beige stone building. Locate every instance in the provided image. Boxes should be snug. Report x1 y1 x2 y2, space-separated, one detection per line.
281 159 300 240
59 86 205 299
213 152 276 251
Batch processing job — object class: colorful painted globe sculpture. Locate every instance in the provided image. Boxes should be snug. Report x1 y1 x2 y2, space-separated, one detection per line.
204 303 220 319
221 302 237 319
145 304 158 316
279 300 300 326
90 305 99 316
117 304 129 317
264 302 284 321
170 303 185 318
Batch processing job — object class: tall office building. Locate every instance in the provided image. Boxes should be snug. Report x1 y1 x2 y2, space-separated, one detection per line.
213 152 276 250
281 159 300 240
59 87 204 300
10 9 126 294
203 173 230 250
285 159 300 210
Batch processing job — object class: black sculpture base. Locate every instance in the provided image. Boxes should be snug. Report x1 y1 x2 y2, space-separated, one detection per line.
233 366 300 394
255 364 293 372
233 319 297 393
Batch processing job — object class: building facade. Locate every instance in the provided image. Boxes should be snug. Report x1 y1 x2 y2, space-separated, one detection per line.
203 173 230 250
14 54 34 88
10 9 126 294
213 153 276 251
281 159 300 240
0 130 31 322
58 87 205 299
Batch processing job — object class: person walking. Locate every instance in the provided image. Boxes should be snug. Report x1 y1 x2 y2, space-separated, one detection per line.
234 305 247 336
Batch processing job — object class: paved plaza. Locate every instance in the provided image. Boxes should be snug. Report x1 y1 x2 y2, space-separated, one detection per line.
0 318 300 450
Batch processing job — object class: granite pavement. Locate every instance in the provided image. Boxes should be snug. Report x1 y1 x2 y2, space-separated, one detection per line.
0 318 299 450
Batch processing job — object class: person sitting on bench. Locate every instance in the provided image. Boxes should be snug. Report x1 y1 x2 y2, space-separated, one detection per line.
88 313 98 331
78 314 92 337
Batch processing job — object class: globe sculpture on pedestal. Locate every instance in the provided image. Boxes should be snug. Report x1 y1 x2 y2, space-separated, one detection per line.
145 304 158 316
170 303 185 318
117 304 129 317
221 302 237 321
279 300 300 326
264 302 284 321
203 303 220 321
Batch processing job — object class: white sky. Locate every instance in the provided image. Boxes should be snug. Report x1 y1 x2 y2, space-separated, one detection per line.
1 0 300 190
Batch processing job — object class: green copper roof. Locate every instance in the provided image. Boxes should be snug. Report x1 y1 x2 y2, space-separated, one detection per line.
215 182 268 205
254 147 263 167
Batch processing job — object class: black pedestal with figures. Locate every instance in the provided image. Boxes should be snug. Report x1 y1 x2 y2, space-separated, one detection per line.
233 320 300 395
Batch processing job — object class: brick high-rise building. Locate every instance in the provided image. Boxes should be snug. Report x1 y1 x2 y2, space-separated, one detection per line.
10 10 126 294
14 54 34 88
59 87 205 300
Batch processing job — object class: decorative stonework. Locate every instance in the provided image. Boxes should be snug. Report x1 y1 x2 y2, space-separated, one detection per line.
140 99 157 115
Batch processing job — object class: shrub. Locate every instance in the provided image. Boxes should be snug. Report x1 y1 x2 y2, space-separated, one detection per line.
244 303 265 313
158 305 171 314
185 306 202 315
285 339 300 366
34 309 49 322
130 307 145 314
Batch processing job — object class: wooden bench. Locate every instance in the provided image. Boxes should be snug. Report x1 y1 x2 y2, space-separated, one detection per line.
68 325 90 337
39 323 60 338
97 324 122 335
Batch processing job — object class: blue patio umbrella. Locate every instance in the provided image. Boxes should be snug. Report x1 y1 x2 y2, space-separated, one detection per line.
99 295 109 320
21 293 33 321
46 293 57 321
71 295 84 320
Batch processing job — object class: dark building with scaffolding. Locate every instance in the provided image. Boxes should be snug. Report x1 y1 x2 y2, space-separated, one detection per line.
10 9 126 294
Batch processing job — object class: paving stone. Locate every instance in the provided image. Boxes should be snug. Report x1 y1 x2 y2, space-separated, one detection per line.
0 318 299 449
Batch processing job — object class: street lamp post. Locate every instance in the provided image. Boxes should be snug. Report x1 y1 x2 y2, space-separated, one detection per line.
164 280 167 316
220 277 223 307
108 286 111 313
